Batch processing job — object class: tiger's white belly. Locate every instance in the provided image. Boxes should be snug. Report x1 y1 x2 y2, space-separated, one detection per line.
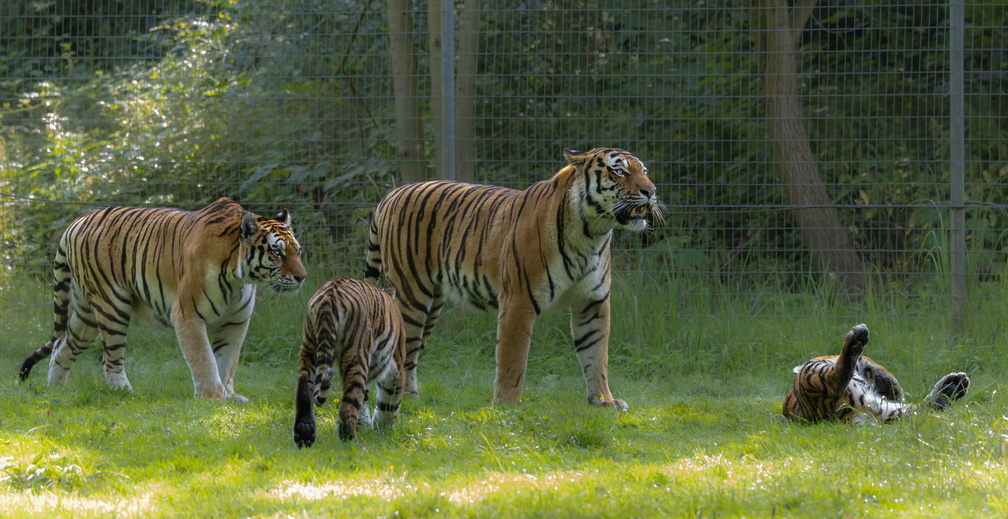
846 371 910 425
127 277 255 333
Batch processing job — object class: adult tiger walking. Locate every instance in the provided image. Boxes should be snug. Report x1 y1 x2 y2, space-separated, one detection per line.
364 148 659 409
19 197 306 402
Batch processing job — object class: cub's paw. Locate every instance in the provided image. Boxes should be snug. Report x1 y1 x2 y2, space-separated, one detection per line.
925 372 970 411
338 418 358 441
844 323 870 358
293 419 317 448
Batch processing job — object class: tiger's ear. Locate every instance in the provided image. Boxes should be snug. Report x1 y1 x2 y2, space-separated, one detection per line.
563 148 590 165
239 211 260 244
383 286 397 299
274 208 292 227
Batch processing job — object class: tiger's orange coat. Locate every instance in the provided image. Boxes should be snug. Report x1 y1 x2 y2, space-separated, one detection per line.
365 148 658 409
19 197 306 402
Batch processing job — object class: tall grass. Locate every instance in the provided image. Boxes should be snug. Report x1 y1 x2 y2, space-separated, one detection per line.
0 266 1006 517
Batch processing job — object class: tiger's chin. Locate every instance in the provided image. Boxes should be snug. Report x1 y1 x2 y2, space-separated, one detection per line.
266 278 305 294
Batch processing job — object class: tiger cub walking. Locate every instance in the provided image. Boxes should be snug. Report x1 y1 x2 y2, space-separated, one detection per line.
293 278 406 446
783 323 969 424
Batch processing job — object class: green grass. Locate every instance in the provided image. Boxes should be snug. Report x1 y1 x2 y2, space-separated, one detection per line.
1 273 1007 518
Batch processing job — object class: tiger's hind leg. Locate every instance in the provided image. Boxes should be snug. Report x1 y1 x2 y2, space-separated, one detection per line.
833 323 869 393
47 284 101 386
372 351 405 430
93 293 135 392
337 330 375 441
293 321 330 448
924 372 970 411
399 296 443 398
293 371 317 448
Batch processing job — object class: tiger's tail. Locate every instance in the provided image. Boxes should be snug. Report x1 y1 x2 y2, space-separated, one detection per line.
363 205 383 284
20 240 73 381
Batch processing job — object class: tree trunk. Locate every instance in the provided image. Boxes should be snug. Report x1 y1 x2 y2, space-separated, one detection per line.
387 0 427 183
455 0 480 183
428 1 444 179
749 0 866 295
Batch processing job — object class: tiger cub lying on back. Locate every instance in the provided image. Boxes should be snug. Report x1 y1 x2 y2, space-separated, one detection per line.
783 324 969 424
293 278 406 446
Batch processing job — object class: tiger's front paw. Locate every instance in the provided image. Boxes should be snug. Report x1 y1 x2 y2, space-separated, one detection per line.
293 419 316 448
590 395 629 411
104 372 133 392
195 381 227 401
844 323 869 358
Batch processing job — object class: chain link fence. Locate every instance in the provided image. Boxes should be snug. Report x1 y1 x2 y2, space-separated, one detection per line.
1 0 1006 335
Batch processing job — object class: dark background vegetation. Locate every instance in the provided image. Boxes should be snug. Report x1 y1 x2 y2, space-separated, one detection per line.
1 0 1007 325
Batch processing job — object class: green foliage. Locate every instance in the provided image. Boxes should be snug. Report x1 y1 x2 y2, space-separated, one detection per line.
2 0 399 277
0 452 127 492
0 0 200 89
2 0 1008 286
804 1 1008 271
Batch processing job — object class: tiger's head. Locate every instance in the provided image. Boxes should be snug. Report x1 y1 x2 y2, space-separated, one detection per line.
239 209 307 293
564 147 660 232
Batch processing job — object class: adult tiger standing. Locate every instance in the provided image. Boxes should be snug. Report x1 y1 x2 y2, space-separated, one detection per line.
364 147 659 409
19 197 306 402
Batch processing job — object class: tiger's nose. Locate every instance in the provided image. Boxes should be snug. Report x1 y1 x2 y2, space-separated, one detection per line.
641 187 656 199
294 273 306 284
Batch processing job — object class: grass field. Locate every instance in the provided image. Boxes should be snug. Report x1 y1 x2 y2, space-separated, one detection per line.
1 271 1006 518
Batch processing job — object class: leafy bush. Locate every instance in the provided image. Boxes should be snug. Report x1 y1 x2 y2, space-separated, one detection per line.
2 0 1007 285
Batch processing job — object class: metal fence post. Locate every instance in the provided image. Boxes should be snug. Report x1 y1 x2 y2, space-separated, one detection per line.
949 0 966 335
441 0 456 181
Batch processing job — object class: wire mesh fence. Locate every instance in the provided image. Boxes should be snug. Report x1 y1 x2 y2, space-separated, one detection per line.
1 0 1006 334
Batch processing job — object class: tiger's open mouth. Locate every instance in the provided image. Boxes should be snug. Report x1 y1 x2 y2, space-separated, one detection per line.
615 204 649 225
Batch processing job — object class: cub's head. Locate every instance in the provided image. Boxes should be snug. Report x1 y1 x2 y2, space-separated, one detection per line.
240 209 306 293
565 147 659 232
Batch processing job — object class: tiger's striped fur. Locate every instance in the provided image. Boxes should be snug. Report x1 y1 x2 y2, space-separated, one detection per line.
364 147 658 409
19 197 306 402
783 323 970 424
292 278 405 446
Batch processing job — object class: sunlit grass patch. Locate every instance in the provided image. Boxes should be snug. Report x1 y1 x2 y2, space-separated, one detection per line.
2 274 1008 517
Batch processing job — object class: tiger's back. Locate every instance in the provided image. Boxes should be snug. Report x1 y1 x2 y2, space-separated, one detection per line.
293 278 406 445
364 181 519 313
19 197 305 402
